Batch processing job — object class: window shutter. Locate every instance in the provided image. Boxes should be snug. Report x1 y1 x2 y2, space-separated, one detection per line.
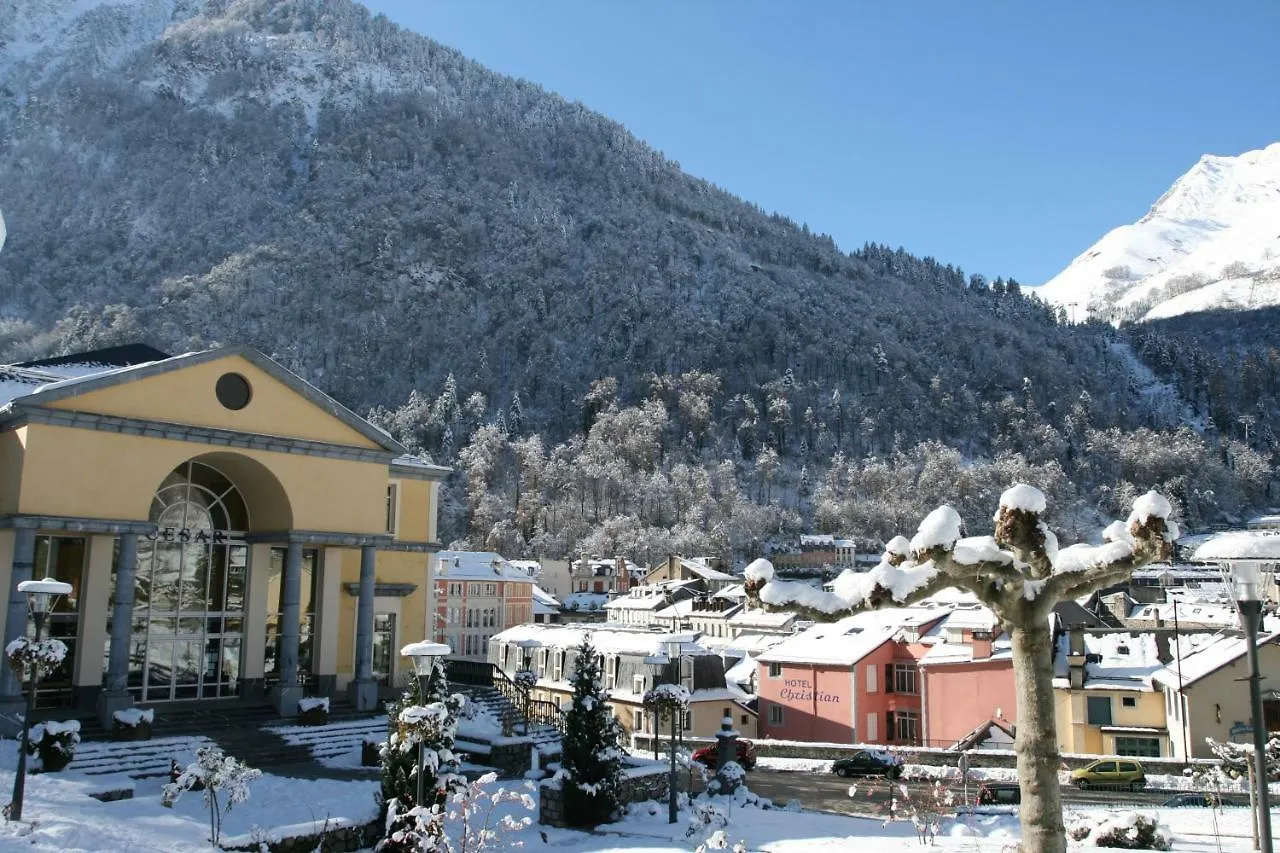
886 711 896 742
885 663 895 693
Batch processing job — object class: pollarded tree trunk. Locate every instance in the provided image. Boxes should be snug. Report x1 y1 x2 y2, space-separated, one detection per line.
1011 622 1065 853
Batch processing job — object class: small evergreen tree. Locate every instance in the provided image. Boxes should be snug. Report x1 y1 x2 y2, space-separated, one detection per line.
560 635 624 827
378 659 465 853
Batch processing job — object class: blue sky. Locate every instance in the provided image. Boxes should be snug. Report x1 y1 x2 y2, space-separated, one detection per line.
362 2 1280 285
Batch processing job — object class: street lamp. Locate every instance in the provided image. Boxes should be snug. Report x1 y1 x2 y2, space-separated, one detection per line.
515 639 539 729
401 641 451 810
1195 532 1280 853
8 577 73 822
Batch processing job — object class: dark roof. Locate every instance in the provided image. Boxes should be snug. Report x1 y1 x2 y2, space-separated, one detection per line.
18 344 172 369
1053 599 1116 630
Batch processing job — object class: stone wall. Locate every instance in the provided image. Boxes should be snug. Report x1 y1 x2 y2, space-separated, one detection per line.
539 763 670 828
628 735 1209 776
221 818 381 853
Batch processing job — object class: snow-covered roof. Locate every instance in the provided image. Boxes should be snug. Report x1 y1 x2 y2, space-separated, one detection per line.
1194 531 1280 561
917 607 1010 665
799 534 856 548
757 606 947 666
562 592 609 611
1128 600 1239 628
1153 632 1280 690
723 654 758 689
713 584 747 601
491 623 709 657
677 558 737 582
531 585 560 615
727 608 797 629
436 551 534 583
1053 630 1222 691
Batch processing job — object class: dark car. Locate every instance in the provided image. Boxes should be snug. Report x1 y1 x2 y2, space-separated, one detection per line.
831 749 904 779
691 739 757 771
976 782 1020 806
1162 792 1249 808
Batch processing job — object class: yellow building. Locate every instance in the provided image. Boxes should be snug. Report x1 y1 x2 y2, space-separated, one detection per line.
0 344 448 731
1052 629 1203 758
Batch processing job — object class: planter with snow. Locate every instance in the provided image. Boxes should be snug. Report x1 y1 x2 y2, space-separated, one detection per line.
112 707 154 741
29 720 80 772
297 696 329 725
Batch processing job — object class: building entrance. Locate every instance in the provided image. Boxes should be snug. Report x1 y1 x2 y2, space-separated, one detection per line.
125 461 249 702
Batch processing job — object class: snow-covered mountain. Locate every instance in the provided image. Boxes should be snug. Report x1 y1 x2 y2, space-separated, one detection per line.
1038 142 1280 323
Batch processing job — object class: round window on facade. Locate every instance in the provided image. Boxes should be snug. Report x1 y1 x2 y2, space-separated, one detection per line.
215 373 252 410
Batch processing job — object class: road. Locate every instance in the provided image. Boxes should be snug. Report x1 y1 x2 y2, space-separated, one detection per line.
694 769 1172 819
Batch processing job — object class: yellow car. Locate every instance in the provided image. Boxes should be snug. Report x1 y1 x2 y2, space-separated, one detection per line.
1071 759 1146 791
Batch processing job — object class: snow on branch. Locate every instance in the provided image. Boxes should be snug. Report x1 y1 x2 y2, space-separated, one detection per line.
746 485 1176 622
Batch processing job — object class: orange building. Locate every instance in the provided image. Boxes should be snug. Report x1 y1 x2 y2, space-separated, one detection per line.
918 607 1017 747
432 551 533 659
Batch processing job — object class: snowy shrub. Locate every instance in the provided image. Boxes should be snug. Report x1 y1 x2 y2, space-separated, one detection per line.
112 707 154 727
161 746 261 847
1093 813 1171 850
880 779 955 845
6 636 67 678
379 661 466 853
28 720 79 772
685 800 728 839
513 669 537 691
298 696 330 713
694 829 749 853
382 772 534 852
1068 812 1171 850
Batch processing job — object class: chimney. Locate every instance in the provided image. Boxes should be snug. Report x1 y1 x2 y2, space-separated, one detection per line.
970 629 993 660
1067 628 1086 690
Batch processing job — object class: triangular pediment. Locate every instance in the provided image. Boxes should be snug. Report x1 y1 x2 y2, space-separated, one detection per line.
17 346 400 452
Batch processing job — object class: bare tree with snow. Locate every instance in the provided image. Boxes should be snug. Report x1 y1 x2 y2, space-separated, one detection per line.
745 484 1178 853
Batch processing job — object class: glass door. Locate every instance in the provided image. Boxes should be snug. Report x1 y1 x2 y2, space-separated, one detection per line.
373 613 396 687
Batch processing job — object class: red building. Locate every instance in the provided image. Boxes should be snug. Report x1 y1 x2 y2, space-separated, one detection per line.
918 608 1017 747
756 606 947 745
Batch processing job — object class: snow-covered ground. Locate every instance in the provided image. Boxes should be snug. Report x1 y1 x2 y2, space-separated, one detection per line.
0 735 1272 853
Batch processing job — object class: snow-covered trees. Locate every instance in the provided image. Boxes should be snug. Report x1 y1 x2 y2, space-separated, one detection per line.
379 660 466 853
162 746 261 847
748 485 1178 853
559 635 624 827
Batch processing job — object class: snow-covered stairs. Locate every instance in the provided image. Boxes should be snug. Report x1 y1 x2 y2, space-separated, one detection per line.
265 715 388 767
73 735 216 779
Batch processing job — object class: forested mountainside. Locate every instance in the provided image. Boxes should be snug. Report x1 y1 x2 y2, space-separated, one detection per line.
0 0 1274 556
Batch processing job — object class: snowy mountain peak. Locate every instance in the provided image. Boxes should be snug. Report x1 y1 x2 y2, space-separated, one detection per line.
1038 142 1280 323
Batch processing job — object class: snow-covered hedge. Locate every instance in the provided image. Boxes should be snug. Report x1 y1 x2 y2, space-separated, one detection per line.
113 708 155 727
298 696 330 713
29 719 80 771
1067 811 1171 850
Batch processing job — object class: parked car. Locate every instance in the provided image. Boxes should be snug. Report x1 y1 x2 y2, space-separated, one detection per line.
691 739 757 771
1070 759 1146 791
831 750 904 779
1162 792 1249 808
975 782 1020 805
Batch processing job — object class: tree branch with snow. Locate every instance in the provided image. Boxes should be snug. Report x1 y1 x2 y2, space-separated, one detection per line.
745 483 1177 853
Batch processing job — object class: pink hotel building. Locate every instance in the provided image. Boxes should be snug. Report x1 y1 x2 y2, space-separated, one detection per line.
756 603 1016 746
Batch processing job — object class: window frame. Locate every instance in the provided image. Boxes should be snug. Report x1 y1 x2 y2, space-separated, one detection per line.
768 704 784 725
1086 695 1114 726
385 482 400 535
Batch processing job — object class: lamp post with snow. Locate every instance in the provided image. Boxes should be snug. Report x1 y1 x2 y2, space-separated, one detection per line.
7 578 73 822
401 641 451 810
1195 532 1280 853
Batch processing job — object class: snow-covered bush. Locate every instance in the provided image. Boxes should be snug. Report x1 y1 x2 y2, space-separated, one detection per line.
879 779 955 845
513 669 537 691
162 746 261 847
685 800 728 839
695 829 749 853
379 661 466 853
112 707 154 741
298 695 330 725
560 635 624 827
28 720 79 772
1067 811 1170 850
6 636 67 678
382 772 534 852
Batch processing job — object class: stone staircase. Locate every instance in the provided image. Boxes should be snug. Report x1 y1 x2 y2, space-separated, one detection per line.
454 685 562 751
70 696 384 779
